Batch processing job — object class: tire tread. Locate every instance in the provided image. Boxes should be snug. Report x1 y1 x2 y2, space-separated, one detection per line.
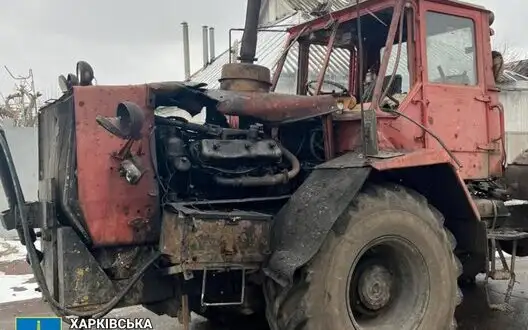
274 184 462 330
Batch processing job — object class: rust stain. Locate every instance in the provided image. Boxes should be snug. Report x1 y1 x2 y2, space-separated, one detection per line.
160 211 270 266
371 149 452 171
209 90 338 124
73 85 158 246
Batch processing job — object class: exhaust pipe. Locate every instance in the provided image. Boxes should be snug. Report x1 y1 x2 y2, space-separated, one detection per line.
202 25 209 68
219 0 270 93
181 22 191 80
239 0 262 64
209 27 216 63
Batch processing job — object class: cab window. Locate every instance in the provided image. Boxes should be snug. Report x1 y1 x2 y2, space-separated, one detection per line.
425 11 477 85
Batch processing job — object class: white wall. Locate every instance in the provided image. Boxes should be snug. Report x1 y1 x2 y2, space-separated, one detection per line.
0 120 38 239
506 132 528 164
499 83 528 163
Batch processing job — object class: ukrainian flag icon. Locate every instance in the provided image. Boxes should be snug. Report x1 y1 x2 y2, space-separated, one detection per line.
16 317 62 330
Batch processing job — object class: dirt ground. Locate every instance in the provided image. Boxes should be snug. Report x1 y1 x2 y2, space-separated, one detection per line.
1 273 528 330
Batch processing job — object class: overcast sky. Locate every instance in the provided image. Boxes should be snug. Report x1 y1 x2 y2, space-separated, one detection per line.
0 0 524 99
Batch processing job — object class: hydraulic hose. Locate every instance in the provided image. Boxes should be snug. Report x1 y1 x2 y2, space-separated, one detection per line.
0 129 160 323
214 144 300 187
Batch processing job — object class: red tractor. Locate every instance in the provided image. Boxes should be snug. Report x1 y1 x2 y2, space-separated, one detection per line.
1 0 526 329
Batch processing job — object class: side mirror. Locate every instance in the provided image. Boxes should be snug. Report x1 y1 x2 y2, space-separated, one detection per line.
96 101 145 140
76 61 95 86
58 75 69 93
57 74 80 93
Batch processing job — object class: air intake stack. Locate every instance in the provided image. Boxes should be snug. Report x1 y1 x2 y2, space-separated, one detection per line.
219 0 271 93
181 22 191 80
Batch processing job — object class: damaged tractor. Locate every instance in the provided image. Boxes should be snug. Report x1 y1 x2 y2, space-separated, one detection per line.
1 0 528 329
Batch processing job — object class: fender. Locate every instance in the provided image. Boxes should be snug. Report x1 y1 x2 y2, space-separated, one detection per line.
264 149 483 287
264 164 370 287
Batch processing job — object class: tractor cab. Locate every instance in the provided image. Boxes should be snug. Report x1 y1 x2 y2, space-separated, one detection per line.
271 0 504 180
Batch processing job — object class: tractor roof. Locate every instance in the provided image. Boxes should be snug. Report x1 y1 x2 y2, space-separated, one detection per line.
288 0 490 34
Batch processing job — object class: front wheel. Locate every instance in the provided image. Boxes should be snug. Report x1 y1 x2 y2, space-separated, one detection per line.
273 184 462 330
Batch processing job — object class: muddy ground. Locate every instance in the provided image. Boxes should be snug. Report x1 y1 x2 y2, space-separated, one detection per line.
1 239 528 329
1 272 528 329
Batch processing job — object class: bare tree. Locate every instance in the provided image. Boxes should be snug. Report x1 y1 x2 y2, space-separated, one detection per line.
0 66 42 127
488 42 528 83
496 42 527 63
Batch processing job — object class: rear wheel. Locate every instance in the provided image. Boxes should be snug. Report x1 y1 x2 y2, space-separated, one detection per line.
273 184 462 330
500 238 528 257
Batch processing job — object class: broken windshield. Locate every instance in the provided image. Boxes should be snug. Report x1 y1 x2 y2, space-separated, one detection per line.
425 11 477 85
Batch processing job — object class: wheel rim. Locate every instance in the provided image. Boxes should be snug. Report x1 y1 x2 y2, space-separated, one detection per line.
346 236 430 329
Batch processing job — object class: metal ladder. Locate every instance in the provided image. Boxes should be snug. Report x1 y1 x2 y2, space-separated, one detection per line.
485 229 528 311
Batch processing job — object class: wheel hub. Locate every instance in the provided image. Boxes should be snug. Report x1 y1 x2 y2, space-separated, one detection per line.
358 264 393 311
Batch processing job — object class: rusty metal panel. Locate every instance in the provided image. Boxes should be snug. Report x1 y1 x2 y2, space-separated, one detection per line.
207 90 338 123
73 85 159 246
56 227 174 309
160 204 271 268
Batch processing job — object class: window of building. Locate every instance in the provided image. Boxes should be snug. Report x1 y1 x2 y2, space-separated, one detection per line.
426 11 477 85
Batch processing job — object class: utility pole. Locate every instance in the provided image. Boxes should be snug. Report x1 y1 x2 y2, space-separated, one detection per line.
1 66 42 127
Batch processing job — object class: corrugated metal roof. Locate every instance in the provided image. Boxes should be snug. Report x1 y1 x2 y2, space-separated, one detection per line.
192 1 484 91
283 0 350 13
190 12 351 89
190 14 297 88
283 0 486 13
501 70 528 83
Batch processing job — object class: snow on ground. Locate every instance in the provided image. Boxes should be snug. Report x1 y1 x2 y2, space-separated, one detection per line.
0 237 42 303
0 273 41 304
0 237 40 262
505 199 528 206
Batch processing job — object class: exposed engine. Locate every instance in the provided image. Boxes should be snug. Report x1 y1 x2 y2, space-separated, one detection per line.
153 114 303 201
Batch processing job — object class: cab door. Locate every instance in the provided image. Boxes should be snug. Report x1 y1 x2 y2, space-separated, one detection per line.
421 3 498 179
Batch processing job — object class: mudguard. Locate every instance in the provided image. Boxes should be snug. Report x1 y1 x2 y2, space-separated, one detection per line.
264 166 370 287
264 148 482 287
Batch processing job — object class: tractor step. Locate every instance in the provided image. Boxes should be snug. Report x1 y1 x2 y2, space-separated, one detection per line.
487 229 528 241
485 229 528 311
200 265 246 307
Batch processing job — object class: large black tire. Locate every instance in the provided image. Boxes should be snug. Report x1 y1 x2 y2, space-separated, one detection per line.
273 184 462 330
500 238 528 257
